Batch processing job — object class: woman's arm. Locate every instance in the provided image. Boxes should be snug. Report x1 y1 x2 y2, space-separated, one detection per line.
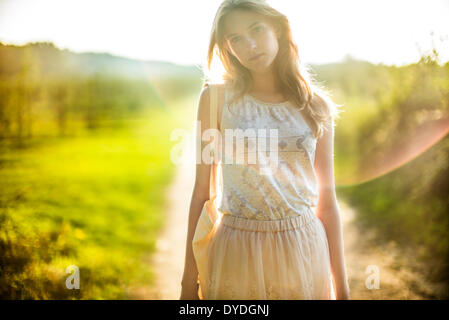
314 112 350 300
180 86 213 299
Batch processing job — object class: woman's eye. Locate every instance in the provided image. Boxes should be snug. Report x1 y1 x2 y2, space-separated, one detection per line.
231 37 240 44
253 26 262 32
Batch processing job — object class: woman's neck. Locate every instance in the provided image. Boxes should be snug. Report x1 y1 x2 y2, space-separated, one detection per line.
250 69 280 95
249 69 286 102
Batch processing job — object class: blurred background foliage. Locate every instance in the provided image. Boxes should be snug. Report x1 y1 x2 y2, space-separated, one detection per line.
317 52 449 298
0 41 448 299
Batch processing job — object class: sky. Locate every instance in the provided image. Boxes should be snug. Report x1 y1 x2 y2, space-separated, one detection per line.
0 0 448 67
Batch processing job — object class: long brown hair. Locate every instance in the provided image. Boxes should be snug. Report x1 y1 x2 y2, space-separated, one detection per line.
203 0 342 139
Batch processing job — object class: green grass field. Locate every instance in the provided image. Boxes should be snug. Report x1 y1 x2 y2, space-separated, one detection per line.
0 98 194 299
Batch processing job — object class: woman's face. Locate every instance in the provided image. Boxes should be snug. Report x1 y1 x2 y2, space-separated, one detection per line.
222 9 280 74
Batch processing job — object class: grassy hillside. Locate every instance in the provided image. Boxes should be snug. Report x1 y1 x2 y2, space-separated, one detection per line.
0 104 192 299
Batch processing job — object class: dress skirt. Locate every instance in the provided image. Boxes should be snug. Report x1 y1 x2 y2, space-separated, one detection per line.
192 200 336 300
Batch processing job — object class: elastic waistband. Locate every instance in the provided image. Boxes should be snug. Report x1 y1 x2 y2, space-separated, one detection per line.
219 209 317 233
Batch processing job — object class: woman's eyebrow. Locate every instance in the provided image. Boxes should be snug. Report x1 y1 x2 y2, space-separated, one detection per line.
225 21 261 39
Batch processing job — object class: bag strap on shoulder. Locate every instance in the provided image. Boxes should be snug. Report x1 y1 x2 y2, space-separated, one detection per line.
209 84 221 164
209 84 218 131
208 84 219 200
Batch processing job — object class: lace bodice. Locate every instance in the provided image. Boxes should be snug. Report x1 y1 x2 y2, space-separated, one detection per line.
213 85 319 220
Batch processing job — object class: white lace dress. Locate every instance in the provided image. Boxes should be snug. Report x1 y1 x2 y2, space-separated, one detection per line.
192 84 335 300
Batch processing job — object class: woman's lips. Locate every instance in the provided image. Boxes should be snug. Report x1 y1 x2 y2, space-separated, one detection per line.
250 53 264 61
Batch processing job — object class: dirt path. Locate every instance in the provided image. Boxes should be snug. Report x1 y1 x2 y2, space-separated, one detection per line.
128 153 437 299
340 201 440 299
126 138 195 300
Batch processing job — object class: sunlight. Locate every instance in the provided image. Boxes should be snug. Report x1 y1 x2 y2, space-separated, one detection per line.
1 0 448 301
201 49 227 84
0 0 447 66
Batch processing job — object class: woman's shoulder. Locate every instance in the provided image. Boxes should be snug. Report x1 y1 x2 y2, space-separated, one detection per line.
202 82 231 103
203 82 229 92
200 82 229 130
198 83 226 111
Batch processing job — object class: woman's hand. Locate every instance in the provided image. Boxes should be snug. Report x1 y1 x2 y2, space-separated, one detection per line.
179 282 200 300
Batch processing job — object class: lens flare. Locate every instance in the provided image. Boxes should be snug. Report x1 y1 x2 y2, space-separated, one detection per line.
342 116 449 187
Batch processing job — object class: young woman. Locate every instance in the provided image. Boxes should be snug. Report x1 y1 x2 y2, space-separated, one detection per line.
180 0 350 300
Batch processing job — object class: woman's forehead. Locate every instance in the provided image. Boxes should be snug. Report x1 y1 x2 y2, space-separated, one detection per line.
223 10 270 37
